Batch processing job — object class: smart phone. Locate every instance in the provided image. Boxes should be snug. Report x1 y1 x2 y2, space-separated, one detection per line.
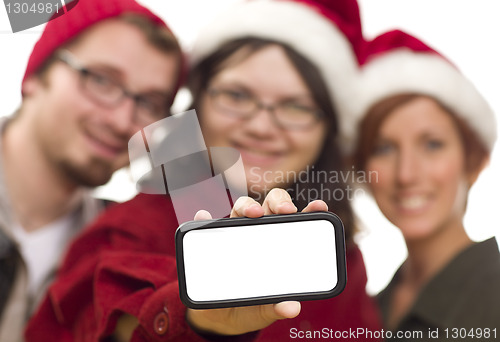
175 211 346 309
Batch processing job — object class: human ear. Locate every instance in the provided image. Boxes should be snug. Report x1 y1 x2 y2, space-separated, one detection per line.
21 76 44 97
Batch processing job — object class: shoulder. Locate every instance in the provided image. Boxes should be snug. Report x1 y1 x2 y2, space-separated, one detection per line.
456 272 500 328
450 240 500 327
93 193 176 228
79 193 178 249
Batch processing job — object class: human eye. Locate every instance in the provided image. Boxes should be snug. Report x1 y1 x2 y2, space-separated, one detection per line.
424 138 445 151
221 89 252 103
372 141 394 156
281 102 316 116
214 89 255 113
135 96 167 117
86 71 117 92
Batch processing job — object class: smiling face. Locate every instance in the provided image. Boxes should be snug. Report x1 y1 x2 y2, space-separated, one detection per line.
22 19 179 187
365 97 471 241
198 45 327 196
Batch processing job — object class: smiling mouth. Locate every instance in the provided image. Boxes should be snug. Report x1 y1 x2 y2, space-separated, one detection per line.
235 145 285 167
398 195 429 211
85 131 124 159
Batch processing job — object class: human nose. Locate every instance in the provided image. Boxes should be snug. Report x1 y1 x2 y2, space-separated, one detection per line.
105 96 138 136
244 103 281 136
396 147 419 185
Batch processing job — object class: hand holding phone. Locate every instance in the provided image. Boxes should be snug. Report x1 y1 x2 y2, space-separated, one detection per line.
183 191 342 336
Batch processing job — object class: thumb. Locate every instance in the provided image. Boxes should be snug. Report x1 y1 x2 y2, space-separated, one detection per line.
261 301 301 323
194 210 212 221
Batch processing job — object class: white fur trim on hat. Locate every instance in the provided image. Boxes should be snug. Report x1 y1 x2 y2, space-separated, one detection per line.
341 49 497 154
190 0 358 115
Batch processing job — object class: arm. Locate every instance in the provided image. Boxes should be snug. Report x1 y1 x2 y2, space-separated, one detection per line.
26 190 327 341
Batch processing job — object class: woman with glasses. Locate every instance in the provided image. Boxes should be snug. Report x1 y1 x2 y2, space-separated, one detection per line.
26 1 382 341
348 30 499 339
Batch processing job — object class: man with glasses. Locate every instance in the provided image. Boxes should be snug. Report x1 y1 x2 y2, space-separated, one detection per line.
0 1 182 340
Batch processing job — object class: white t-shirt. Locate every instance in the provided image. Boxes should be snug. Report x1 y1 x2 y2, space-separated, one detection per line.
11 213 76 297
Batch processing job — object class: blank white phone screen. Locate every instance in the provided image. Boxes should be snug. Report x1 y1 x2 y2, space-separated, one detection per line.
182 219 338 302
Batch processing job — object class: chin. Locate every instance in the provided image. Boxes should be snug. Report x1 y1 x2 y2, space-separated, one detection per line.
397 223 437 242
61 160 115 187
72 169 113 187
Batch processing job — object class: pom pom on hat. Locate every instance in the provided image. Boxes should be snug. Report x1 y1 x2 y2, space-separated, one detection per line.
189 0 363 116
22 0 171 87
341 30 497 154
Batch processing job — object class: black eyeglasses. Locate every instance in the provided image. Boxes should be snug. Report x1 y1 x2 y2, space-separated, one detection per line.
207 87 324 130
57 50 171 126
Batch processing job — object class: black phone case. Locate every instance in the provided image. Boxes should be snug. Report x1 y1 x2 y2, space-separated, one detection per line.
175 211 346 309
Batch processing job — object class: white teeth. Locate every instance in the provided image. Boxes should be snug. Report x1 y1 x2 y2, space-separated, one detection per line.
399 196 427 210
243 148 275 157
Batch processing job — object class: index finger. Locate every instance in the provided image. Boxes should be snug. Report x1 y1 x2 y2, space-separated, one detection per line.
301 200 328 213
262 188 297 215
230 196 265 218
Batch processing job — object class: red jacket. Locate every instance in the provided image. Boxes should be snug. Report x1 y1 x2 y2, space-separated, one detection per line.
26 193 382 341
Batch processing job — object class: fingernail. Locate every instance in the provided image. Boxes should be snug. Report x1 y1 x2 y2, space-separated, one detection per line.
249 203 261 210
279 202 297 211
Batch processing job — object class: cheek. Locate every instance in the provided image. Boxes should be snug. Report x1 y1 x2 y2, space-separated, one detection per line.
34 91 79 142
199 116 222 146
431 158 468 210
199 103 238 147
45 84 96 134
289 125 326 163
365 159 392 196
432 155 464 181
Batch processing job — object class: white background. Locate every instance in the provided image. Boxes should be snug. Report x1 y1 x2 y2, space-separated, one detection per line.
1 0 498 294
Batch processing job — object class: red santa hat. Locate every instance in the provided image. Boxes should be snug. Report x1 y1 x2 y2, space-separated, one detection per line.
189 0 363 115
341 29 497 154
22 0 176 90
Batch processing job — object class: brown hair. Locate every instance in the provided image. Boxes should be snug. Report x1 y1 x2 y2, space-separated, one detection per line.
189 37 357 244
353 93 489 177
118 14 181 56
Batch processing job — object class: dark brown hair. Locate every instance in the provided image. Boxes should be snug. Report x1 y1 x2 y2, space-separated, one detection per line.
189 37 356 244
353 93 489 177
